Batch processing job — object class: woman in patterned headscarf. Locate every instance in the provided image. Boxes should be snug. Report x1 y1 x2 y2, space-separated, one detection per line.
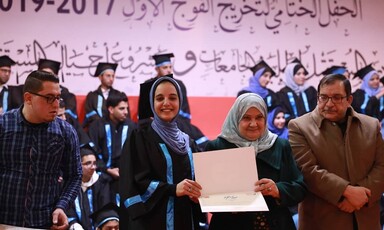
205 93 306 230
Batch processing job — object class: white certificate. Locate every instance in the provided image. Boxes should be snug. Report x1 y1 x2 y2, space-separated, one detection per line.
193 146 269 212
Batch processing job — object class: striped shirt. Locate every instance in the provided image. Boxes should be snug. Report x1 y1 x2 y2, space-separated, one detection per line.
0 107 82 228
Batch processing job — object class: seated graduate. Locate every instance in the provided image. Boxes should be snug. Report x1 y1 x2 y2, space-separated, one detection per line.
267 106 289 140
67 144 112 230
351 64 384 121
204 93 306 230
90 203 119 230
277 58 317 124
238 59 280 112
83 62 131 129
0 55 23 113
119 76 204 230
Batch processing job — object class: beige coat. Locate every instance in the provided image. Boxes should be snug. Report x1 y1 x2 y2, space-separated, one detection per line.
288 107 384 230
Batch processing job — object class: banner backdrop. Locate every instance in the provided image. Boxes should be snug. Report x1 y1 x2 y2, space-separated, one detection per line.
1 0 383 96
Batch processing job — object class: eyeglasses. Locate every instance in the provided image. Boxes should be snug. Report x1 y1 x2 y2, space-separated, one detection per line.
29 92 62 104
317 94 348 104
82 161 97 168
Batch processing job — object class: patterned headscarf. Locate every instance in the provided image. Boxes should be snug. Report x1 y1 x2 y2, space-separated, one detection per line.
219 93 277 154
241 67 269 98
285 62 309 95
149 77 190 155
360 70 382 97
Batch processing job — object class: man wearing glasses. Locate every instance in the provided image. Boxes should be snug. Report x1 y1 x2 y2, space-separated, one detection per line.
0 55 23 114
288 74 384 229
0 70 82 229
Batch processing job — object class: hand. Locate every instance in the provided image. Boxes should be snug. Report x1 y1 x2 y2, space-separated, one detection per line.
51 208 68 230
343 185 370 209
106 168 119 179
176 179 202 198
337 199 356 213
255 178 280 199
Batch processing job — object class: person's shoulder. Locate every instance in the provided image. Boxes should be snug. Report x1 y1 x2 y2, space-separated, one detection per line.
288 111 315 129
278 86 291 93
204 137 235 151
353 109 380 124
86 89 99 97
305 86 317 94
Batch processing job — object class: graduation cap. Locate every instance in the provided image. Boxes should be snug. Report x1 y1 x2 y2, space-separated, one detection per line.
38 59 61 75
321 65 347 75
0 55 16 67
152 53 174 67
94 62 118 77
89 203 119 229
138 74 174 120
287 58 308 75
250 60 276 76
354 64 376 80
80 142 98 158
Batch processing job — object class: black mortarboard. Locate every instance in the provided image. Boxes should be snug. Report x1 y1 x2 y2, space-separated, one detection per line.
80 142 98 157
94 62 118 77
152 53 174 67
354 64 376 80
38 59 61 75
0 55 16 67
250 60 276 76
321 65 347 75
89 203 119 229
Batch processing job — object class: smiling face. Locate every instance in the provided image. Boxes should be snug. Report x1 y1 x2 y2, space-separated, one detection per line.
24 81 61 123
258 71 272 88
273 111 286 129
368 73 381 89
293 67 307 86
238 107 266 141
153 81 180 122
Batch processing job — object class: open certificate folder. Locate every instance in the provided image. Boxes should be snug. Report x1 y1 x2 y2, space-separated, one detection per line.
193 147 269 212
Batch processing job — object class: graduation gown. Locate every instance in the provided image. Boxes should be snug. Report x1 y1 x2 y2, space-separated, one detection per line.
119 126 204 230
88 117 137 196
237 88 281 112
0 85 23 112
277 86 317 124
351 89 382 120
83 86 131 128
67 176 112 230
